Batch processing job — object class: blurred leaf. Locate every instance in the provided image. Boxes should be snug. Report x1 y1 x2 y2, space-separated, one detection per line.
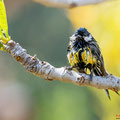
0 41 3 47
0 41 5 51
0 0 10 49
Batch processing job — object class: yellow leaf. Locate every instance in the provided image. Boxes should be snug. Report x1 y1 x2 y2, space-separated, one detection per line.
0 0 10 44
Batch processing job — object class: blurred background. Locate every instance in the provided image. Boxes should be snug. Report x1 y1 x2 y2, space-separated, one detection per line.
0 0 120 120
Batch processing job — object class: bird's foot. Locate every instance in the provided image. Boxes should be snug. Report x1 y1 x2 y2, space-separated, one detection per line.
89 71 93 81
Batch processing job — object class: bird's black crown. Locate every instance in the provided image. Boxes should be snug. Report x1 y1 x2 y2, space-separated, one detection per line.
75 28 90 37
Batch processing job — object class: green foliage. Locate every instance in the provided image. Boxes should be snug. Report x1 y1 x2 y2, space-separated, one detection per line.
0 0 10 51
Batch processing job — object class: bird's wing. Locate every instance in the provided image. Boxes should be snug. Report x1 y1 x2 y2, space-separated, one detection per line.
89 40 107 76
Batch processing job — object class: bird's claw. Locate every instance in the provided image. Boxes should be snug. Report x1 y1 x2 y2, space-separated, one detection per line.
89 71 93 81
65 66 73 71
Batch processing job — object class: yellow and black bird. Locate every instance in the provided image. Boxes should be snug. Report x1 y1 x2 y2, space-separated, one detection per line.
67 28 111 99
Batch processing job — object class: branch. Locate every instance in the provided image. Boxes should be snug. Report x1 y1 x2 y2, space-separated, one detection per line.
33 0 107 8
4 40 120 92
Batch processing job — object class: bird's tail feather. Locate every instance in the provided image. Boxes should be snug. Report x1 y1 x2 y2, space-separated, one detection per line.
105 89 111 100
114 90 120 96
94 67 111 100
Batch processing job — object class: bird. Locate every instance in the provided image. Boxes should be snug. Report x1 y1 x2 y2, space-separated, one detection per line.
67 27 118 99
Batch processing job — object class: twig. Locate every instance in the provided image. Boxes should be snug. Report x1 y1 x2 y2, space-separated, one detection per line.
33 0 107 8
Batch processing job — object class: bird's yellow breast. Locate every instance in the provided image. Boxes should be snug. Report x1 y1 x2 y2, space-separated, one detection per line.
81 47 96 65
68 47 97 67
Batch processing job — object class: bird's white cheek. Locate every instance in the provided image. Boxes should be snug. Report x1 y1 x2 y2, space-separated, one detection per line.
70 34 77 41
84 35 92 42
67 53 69 60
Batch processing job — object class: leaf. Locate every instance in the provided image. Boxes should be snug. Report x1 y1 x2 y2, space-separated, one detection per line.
0 0 10 44
0 0 10 50
0 41 3 47
0 41 5 51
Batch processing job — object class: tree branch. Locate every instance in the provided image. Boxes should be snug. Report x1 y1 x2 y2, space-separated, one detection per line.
33 0 107 8
4 40 120 92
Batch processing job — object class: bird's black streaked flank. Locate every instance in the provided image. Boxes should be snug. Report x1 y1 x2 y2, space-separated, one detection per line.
67 28 119 99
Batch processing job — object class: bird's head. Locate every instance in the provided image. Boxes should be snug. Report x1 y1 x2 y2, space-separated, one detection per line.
75 28 89 37
70 28 94 42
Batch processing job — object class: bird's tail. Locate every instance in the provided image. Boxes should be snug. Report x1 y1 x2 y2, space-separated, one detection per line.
93 67 111 100
105 89 111 100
